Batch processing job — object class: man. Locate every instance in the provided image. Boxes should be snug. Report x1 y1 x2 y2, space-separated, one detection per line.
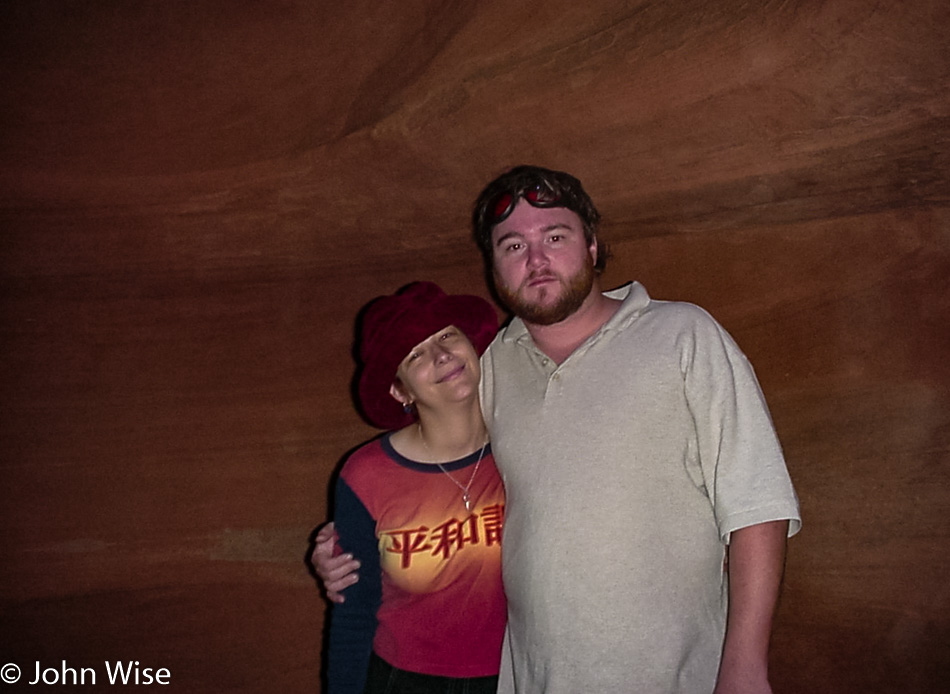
315 165 801 693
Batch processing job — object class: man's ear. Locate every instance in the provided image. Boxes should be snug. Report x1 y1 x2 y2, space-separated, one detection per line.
588 235 598 265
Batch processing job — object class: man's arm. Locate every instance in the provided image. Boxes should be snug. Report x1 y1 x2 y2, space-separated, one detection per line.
714 519 789 694
311 521 361 604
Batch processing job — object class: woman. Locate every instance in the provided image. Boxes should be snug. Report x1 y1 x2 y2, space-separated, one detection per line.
325 281 505 694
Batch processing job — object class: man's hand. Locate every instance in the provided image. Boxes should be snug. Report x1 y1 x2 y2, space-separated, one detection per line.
712 666 774 694
311 522 361 604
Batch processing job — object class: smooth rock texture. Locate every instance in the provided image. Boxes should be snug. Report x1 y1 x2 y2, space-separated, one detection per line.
1 1 947 692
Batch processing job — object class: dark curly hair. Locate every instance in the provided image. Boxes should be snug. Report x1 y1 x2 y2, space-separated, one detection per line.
471 165 608 272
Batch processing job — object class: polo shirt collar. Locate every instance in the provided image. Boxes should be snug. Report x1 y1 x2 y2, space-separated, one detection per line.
500 280 652 344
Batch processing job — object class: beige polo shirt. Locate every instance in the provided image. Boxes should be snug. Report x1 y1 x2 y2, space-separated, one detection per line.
481 281 801 694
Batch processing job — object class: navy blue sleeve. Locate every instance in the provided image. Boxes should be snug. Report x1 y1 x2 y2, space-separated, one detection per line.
327 476 382 694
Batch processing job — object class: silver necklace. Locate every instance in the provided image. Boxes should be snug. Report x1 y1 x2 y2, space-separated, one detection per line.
436 442 488 513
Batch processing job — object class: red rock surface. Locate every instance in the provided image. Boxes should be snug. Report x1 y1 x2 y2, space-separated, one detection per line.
1 1 948 691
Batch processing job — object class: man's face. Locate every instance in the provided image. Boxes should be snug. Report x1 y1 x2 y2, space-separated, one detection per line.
490 200 597 326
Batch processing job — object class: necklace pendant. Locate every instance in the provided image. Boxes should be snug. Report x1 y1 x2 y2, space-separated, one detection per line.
435 440 487 515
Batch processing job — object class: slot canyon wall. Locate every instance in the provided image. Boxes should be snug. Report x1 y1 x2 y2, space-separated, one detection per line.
1 1 948 692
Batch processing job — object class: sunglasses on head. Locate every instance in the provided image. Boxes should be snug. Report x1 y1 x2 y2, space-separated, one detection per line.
488 181 564 226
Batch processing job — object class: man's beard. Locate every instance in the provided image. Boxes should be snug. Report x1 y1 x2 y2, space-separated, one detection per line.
494 255 595 326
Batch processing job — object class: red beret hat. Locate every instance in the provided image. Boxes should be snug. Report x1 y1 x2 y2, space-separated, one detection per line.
357 282 498 430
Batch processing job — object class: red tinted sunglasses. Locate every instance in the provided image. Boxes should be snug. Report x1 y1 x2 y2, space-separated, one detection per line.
489 182 563 226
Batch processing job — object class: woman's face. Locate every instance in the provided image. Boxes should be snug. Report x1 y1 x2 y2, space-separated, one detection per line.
391 325 481 411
